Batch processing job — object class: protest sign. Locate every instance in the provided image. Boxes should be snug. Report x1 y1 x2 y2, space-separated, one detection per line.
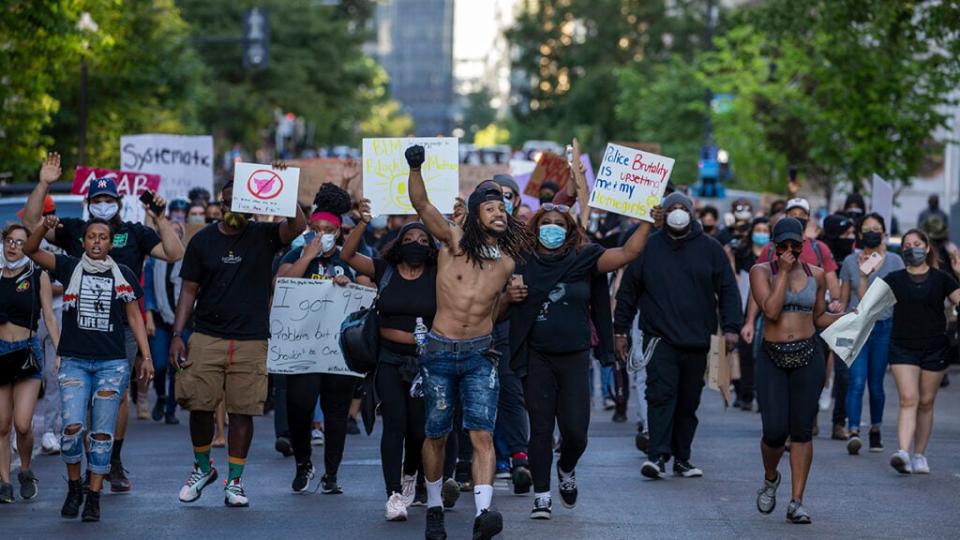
267 278 376 376
120 134 214 202
522 151 571 198
871 174 893 229
231 162 300 217
589 143 675 222
822 279 897 366
72 167 161 224
362 137 459 215
290 158 356 206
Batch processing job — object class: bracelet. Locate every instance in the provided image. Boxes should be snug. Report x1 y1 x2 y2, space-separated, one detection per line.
614 333 628 338
172 331 183 338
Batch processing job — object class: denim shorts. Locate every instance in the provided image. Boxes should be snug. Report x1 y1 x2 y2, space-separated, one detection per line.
419 332 499 438
0 336 44 384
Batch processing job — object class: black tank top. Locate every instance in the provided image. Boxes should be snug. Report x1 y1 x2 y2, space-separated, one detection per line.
0 266 42 331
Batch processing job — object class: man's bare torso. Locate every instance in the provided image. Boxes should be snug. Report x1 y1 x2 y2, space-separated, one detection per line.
432 238 514 340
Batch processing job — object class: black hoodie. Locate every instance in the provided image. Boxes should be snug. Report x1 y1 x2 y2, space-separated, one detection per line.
614 222 742 349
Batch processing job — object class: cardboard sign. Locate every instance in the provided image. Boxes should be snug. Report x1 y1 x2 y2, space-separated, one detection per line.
231 162 300 217
362 137 459 215
289 158 357 206
72 167 161 224
120 134 214 202
522 151 571 198
267 278 376 376
871 174 893 229
589 143 675 222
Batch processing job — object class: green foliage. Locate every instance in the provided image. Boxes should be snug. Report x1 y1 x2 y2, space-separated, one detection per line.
360 99 415 138
459 87 497 143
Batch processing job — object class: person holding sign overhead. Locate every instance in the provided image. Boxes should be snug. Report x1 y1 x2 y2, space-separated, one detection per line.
169 167 305 509
405 144 533 540
501 201 657 520
276 184 358 497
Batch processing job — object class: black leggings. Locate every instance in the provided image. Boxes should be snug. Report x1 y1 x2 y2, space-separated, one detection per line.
287 372 356 474
376 362 425 496
755 340 825 447
524 348 591 493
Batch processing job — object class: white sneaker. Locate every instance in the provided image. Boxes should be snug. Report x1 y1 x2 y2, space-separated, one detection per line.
311 429 325 446
911 454 930 474
179 462 219 503
224 478 249 507
400 474 416 507
385 492 408 521
40 432 60 455
818 386 832 411
890 450 913 474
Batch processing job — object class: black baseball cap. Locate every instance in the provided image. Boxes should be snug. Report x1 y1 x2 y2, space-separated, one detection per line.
773 217 804 244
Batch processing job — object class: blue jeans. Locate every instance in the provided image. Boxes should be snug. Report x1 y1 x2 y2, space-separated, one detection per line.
148 323 190 415
846 318 892 430
58 358 129 474
420 333 499 438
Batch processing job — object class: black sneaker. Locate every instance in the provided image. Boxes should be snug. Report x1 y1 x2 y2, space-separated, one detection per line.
472 508 503 540
557 463 578 509
511 458 532 495
275 436 294 457
18 469 38 500
530 495 552 519
455 461 473 492
641 457 667 479
846 432 862 455
165 411 180 425
321 474 342 494
346 417 361 435
61 479 84 518
0 482 13 503
635 431 650 454
292 461 315 493
441 478 460 509
107 461 131 492
412 481 427 506
81 490 100 522
425 506 447 540
611 410 627 423
673 460 703 478
152 397 165 422
869 430 883 452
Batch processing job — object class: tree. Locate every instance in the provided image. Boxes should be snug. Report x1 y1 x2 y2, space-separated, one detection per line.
459 87 497 143
360 99 415 138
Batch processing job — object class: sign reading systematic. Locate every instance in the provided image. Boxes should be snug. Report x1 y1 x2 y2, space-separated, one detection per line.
231 162 300 217
589 143 675 222
362 137 459 215
72 167 161 224
120 134 214 202
267 278 376 377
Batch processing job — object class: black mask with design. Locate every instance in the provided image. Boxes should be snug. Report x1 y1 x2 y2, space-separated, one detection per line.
860 231 883 249
400 242 430 266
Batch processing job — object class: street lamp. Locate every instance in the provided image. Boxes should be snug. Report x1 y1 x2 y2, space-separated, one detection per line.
76 12 98 166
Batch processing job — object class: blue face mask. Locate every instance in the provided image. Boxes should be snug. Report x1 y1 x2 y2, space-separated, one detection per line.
538 224 567 250
504 199 514 216
752 232 770 246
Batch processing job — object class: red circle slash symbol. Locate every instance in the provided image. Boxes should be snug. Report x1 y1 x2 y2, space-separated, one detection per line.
247 169 284 200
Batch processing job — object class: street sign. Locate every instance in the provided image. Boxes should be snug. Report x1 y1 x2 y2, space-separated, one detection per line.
243 8 269 69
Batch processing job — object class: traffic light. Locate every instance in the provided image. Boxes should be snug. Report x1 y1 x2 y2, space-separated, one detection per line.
243 8 270 69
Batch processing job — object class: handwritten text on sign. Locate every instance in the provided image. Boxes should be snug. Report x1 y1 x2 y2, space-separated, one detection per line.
589 143 675 222
120 134 213 202
267 278 376 377
362 137 459 215
73 167 161 224
231 162 301 217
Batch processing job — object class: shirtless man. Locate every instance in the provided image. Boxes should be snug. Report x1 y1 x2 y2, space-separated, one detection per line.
405 145 532 540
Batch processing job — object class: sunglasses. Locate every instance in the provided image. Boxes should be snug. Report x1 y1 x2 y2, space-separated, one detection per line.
540 203 570 213
502 191 515 201
776 241 803 251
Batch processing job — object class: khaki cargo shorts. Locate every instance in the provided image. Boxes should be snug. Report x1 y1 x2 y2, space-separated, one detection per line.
175 332 268 416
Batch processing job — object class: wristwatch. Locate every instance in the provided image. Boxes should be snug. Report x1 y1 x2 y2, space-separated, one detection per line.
172 331 183 338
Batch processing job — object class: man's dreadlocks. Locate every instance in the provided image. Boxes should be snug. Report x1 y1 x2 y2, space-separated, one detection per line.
459 209 533 266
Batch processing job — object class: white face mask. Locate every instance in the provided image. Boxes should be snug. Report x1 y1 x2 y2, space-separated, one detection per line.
667 208 691 230
0 253 29 270
320 233 337 253
89 201 119 220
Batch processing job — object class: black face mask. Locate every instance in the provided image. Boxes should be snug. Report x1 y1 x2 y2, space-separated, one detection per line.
795 218 808 231
399 242 430 266
703 224 716 234
861 231 883 249
828 237 855 261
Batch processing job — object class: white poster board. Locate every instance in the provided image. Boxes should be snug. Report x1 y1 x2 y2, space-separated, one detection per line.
589 143 674 222
871 174 893 229
231 162 300 217
267 278 376 376
362 137 459 215
821 279 897 366
120 134 214 202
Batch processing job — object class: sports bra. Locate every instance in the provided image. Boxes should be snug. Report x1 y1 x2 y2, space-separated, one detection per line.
770 261 816 313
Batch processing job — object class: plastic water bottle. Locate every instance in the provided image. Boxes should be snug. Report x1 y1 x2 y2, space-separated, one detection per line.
414 317 428 357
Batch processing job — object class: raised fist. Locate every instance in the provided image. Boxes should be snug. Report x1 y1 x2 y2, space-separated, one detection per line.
405 145 425 169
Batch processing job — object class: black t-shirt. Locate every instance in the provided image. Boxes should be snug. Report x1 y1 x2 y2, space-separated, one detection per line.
180 222 284 340
55 218 161 278
53 254 143 360
734 247 758 274
372 258 437 333
528 251 598 354
0 266 42 331
884 268 960 348
278 246 356 281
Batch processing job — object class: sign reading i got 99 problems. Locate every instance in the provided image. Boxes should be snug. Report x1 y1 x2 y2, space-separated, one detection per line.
589 143 675 222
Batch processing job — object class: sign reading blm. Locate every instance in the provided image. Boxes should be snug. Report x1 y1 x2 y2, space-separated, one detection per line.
589 143 675 222
362 137 459 215
120 134 214 202
231 162 300 217
268 278 376 377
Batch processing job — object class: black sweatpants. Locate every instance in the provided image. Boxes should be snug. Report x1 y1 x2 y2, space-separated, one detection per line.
287 372 356 475
494 322 529 456
524 348 591 493
645 340 707 462
735 336 755 403
376 361 425 496
756 340 825 447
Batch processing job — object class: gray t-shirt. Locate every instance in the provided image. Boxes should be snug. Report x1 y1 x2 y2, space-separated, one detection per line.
839 250 904 320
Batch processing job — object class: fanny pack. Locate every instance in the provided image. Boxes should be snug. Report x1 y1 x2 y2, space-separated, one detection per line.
763 337 816 370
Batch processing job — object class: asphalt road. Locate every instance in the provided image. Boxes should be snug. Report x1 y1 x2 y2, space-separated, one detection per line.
4 367 960 539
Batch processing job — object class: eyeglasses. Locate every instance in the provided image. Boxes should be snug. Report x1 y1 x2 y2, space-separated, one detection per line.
540 203 570 213
4 238 25 247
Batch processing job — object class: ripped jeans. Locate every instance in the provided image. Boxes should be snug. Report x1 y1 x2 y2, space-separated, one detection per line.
58 358 129 474
420 332 499 438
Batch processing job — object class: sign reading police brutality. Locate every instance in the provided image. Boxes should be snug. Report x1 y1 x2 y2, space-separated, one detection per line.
72 167 161 224
230 162 300 217
120 134 214 202
589 143 675 222
268 278 376 376
362 137 459 215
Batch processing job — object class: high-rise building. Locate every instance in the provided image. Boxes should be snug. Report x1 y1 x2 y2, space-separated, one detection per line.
365 0 455 136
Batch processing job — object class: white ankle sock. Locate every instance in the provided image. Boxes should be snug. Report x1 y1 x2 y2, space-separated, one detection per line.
426 478 442 508
474 484 493 516
534 491 551 500
558 466 574 482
